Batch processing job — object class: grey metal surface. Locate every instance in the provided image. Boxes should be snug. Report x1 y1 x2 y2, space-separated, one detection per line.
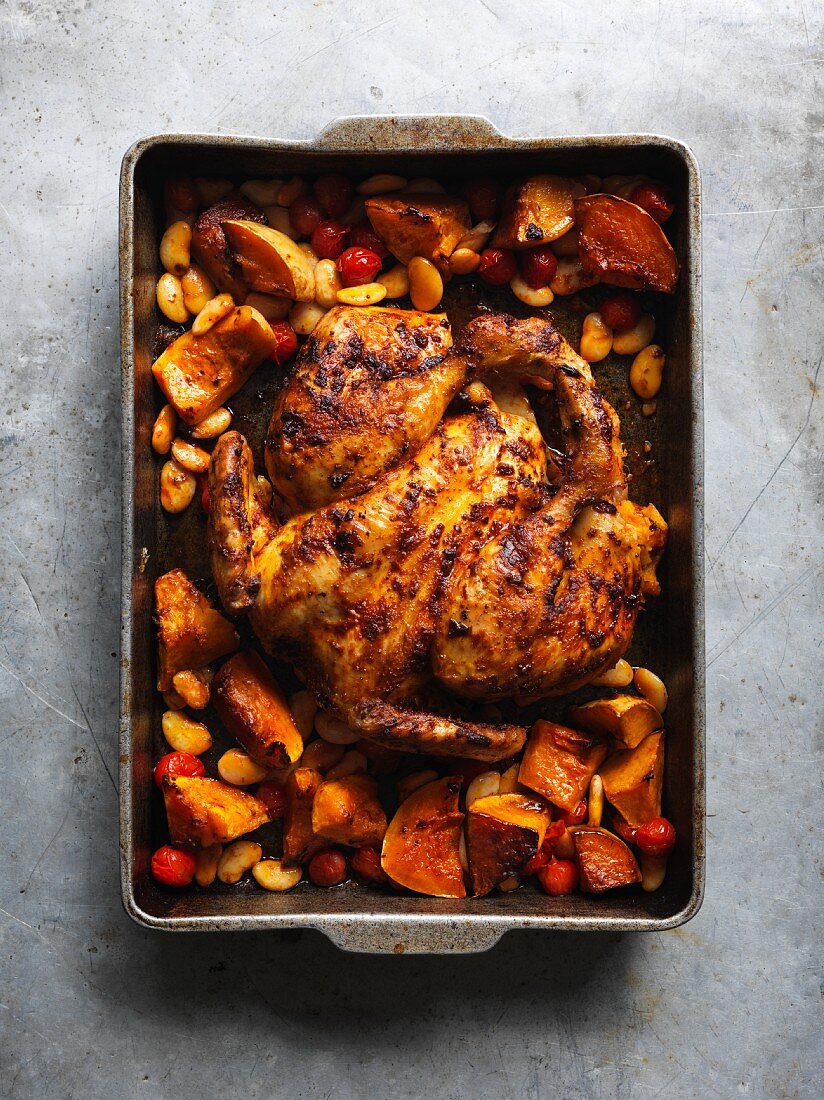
1 0 821 1095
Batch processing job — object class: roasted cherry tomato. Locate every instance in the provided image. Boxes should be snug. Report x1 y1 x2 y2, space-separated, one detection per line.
153 751 205 790
314 173 353 219
348 222 390 260
599 292 641 332
558 799 587 827
611 813 637 845
522 848 550 875
478 248 517 286
522 819 565 874
311 220 350 260
197 473 210 515
255 780 287 820
270 321 298 366
351 846 388 885
630 182 675 224
289 195 324 238
632 817 676 857
151 844 197 887
537 858 579 897
308 847 348 887
337 246 383 287
462 177 500 221
519 246 558 290
165 177 199 213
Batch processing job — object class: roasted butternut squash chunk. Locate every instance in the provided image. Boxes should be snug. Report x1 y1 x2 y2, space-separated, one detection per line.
567 695 663 749
152 304 276 425
575 193 679 293
154 569 239 691
311 774 387 847
570 826 641 893
599 730 665 826
213 650 304 768
282 767 324 865
364 194 470 268
162 775 270 848
518 720 609 812
492 175 584 249
466 793 550 896
191 193 267 299
222 220 316 301
381 776 466 898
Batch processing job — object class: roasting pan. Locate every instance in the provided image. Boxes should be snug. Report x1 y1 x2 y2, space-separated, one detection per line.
119 115 704 952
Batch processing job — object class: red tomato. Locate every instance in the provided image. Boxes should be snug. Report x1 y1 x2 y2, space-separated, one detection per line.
196 473 210 514
630 182 675 224
311 220 350 260
255 780 287 820
522 819 565 874
537 858 579 896
633 817 676 857
153 751 205 790
289 195 324 238
611 813 637 845
351 846 388 885
165 177 199 213
599 292 641 332
478 248 517 286
558 799 587 827
151 845 197 887
270 321 298 366
314 173 353 219
522 848 550 875
462 177 500 221
348 222 390 260
519 246 558 290
337 246 382 287
308 848 348 887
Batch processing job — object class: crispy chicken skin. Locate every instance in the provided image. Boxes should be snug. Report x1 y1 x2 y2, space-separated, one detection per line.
208 308 666 759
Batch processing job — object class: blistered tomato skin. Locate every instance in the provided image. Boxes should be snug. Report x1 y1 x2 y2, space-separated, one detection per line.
600 292 642 332
537 858 579 896
463 177 500 221
351 846 388 885
165 177 199 213
289 196 324 238
255 780 287 820
151 845 198 887
153 751 205 790
558 799 588 827
478 248 517 286
311 221 350 260
630 182 675 224
337 247 383 287
308 848 348 887
349 223 390 260
519 246 559 290
270 321 299 366
633 817 676 857
314 173 353 219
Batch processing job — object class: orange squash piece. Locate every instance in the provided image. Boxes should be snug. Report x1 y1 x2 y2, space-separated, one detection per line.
282 767 325 865
222 220 316 301
570 826 641 893
213 650 304 768
312 774 387 847
381 776 466 898
191 193 267 298
518 720 609 812
599 730 665 826
575 193 679 293
492 175 583 249
466 793 550 896
152 305 276 426
162 775 270 848
154 569 239 691
567 695 664 749
364 194 470 269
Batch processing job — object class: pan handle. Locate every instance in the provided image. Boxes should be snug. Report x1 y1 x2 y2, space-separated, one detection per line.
313 113 509 152
320 918 506 955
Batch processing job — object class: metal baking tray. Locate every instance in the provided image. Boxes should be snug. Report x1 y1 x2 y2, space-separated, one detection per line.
119 115 704 953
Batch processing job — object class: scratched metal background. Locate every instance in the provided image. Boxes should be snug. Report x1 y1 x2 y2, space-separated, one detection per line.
0 1 821 1097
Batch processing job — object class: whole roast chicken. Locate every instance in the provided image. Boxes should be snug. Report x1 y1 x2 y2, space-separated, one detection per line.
208 306 666 762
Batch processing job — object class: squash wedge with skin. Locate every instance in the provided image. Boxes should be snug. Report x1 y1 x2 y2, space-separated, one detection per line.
570 826 641 893
518 720 609 812
155 569 239 691
282 767 325 865
222 220 315 301
312 774 387 847
381 776 466 898
466 793 551 897
191 193 267 299
364 194 470 269
152 305 276 425
213 650 304 769
599 729 665 827
567 695 663 750
492 175 585 249
575 193 679 293
162 775 270 848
